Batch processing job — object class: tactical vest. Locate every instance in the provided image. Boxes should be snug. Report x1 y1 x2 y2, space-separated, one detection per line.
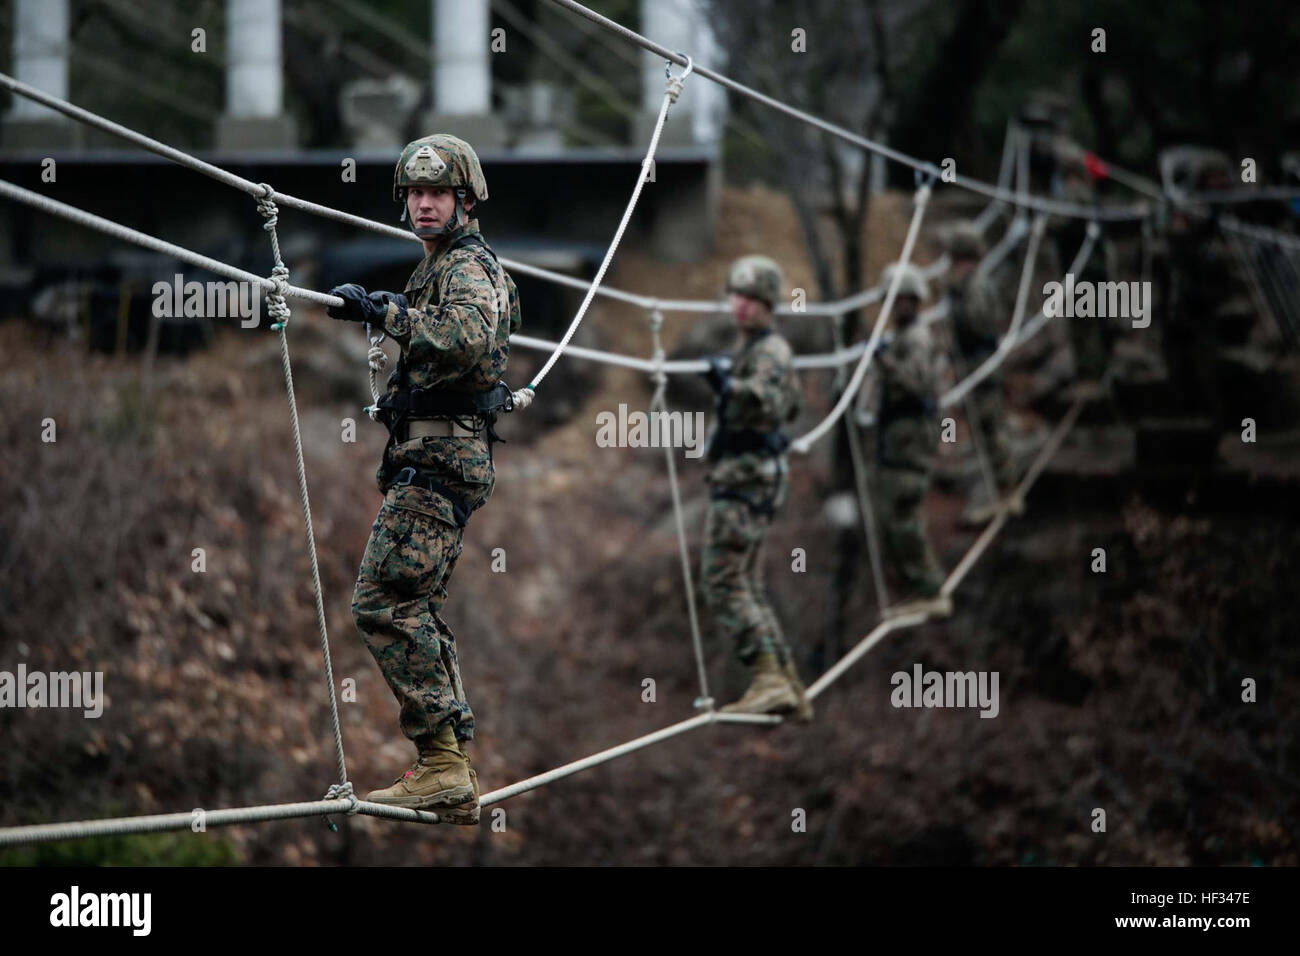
375 232 515 447
705 328 792 462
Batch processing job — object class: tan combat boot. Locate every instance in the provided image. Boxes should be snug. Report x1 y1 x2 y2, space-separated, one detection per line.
364 724 474 811
782 659 815 723
439 739 481 826
721 653 798 716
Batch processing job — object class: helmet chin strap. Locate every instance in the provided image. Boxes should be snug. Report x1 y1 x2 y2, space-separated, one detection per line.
403 188 469 239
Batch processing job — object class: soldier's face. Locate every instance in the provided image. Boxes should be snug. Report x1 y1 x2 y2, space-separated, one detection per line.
894 294 919 323
730 293 770 330
407 186 463 232
1202 169 1231 192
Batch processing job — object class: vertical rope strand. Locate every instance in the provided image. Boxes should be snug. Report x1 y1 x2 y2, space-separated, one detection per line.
255 186 354 810
647 310 712 708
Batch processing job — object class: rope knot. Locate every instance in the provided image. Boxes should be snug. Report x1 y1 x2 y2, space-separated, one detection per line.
255 183 279 231
666 76 684 104
324 781 360 815
265 263 291 330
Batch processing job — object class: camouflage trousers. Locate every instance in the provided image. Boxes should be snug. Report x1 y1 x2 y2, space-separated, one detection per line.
352 483 474 744
1067 314 1115 382
874 416 943 595
701 493 791 667
964 371 1016 492
1162 310 1222 424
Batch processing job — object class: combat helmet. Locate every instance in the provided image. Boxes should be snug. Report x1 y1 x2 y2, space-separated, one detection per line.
1283 152 1300 184
726 255 783 308
1159 145 1232 197
881 262 929 301
943 222 986 262
393 134 488 237
1017 90 1070 131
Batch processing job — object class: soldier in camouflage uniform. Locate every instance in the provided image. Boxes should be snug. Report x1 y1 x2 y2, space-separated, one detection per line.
327 134 521 824
700 255 810 719
1159 147 1242 428
942 222 1021 524
1050 139 1116 398
868 263 951 619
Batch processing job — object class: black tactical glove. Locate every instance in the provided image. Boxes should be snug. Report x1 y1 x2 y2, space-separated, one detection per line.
327 284 408 323
702 355 732 395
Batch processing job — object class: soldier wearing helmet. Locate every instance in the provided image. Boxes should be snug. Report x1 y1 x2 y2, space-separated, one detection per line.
865 262 950 619
326 134 521 824
1157 145 1247 431
940 221 1019 524
699 255 810 719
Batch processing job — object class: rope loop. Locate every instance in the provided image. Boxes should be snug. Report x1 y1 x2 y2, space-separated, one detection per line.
664 53 692 103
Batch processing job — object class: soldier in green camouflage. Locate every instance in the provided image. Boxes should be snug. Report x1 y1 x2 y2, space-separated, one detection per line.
868 263 951 619
700 255 811 719
1050 139 1115 398
942 222 1021 524
1160 146 1243 428
327 134 521 824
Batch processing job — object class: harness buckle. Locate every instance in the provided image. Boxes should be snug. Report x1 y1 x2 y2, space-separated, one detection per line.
393 466 417 487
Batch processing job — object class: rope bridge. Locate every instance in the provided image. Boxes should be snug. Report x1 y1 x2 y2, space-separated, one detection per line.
0 0 1292 848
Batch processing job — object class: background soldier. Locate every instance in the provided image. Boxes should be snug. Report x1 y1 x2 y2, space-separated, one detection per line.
942 222 1021 524
1159 146 1243 429
326 134 521 824
870 263 951 619
1051 139 1116 399
700 255 810 720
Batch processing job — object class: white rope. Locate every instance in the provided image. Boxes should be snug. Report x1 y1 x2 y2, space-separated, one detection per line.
0 179 341 309
544 1 1150 223
1219 214 1300 252
0 799 443 847
830 315 889 612
254 188 353 805
511 55 694 411
0 69 979 327
0 288 1103 847
1224 229 1281 342
791 181 934 454
645 310 713 710
0 29 1124 847
941 224 1097 408
363 324 388 421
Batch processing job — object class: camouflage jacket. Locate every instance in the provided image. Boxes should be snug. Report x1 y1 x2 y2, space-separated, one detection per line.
1049 183 1107 284
378 218 521 394
874 319 942 472
946 269 1006 356
1167 227 1243 320
372 219 523 522
707 328 802 501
